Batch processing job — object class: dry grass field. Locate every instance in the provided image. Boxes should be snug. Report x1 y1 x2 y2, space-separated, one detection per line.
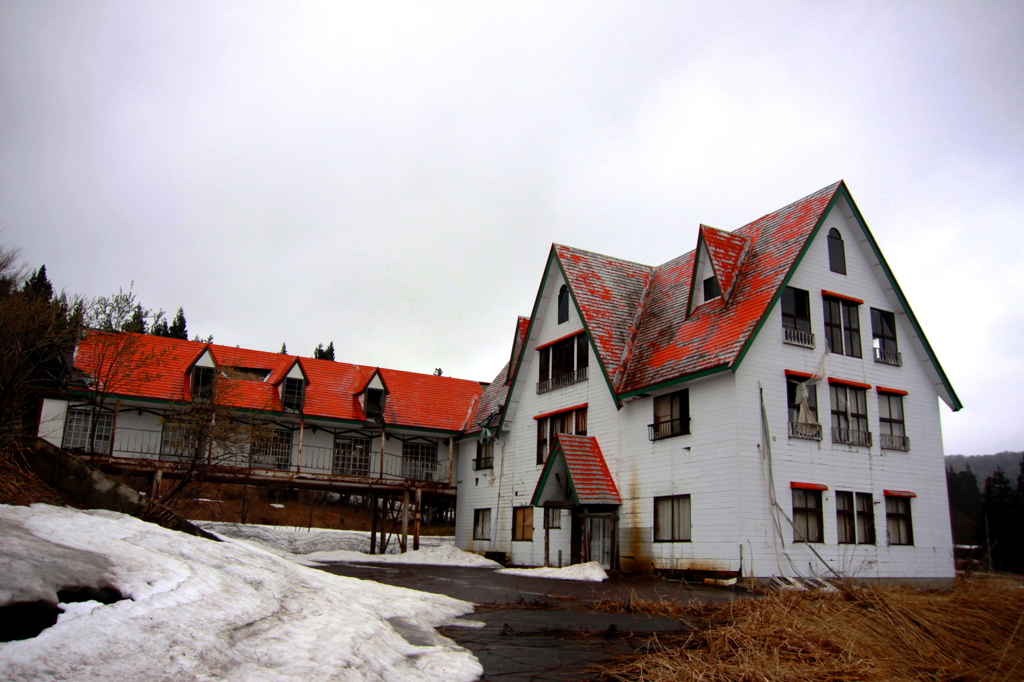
594 576 1024 682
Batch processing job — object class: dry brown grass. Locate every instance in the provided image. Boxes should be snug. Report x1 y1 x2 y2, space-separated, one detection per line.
595 578 1024 682
0 442 79 507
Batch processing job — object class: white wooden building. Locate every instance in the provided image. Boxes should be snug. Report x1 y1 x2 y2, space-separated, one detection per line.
454 181 960 585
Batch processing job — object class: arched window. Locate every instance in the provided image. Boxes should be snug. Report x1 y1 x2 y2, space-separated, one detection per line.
827 228 846 275
557 285 569 324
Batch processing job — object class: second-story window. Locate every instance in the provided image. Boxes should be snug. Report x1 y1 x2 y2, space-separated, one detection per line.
557 285 569 324
878 391 909 451
537 332 588 394
475 440 494 470
830 384 871 447
871 308 901 366
786 375 820 441
827 228 846 274
823 295 861 358
282 377 304 411
781 287 813 348
536 406 587 464
649 389 689 441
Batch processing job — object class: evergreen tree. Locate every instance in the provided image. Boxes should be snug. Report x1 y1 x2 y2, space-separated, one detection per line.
313 343 325 359
23 265 54 301
123 305 147 334
324 341 335 361
279 342 288 354
151 318 170 336
168 308 187 340
946 465 981 544
977 468 1016 571
433 368 443 376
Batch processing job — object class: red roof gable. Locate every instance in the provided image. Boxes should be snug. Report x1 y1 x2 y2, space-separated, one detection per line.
698 224 750 304
531 433 621 506
73 332 483 431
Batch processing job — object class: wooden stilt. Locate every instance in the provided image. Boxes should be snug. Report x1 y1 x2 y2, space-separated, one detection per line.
369 493 378 555
150 469 162 501
378 495 388 555
412 488 422 551
401 489 410 553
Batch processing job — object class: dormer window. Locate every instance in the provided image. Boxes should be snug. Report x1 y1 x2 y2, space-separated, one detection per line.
365 388 384 421
703 276 721 302
282 377 304 411
191 366 215 399
557 285 569 324
828 228 846 274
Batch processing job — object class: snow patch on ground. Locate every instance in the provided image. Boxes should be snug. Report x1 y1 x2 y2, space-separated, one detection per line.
497 562 608 582
198 522 498 568
1 505 482 681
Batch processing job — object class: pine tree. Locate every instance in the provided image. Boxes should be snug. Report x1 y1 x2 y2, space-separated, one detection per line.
324 341 335 361
313 343 325 359
433 368 443 376
123 305 147 334
280 343 288 354
151 318 170 336
23 265 54 301
168 308 187 340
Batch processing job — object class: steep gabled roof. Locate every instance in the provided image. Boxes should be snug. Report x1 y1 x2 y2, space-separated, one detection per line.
531 433 621 506
620 182 842 393
466 362 511 435
697 224 751 304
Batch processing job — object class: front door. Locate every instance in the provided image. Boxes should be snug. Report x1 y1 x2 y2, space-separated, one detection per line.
587 515 613 569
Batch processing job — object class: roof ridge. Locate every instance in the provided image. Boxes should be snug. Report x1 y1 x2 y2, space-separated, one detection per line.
553 243 652 269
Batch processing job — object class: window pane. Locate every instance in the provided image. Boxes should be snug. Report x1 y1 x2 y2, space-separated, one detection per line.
576 334 588 369
575 408 587 436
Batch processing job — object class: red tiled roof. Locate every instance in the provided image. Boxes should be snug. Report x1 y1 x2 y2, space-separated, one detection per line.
551 433 621 505
73 332 482 431
548 183 843 396
699 224 750 304
554 246 653 385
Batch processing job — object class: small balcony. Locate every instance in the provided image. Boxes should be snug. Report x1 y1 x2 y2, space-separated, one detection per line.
783 326 815 349
648 417 691 441
473 456 494 471
880 433 910 451
537 366 588 394
832 427 872 447
788 421 823 441
873 347 902 366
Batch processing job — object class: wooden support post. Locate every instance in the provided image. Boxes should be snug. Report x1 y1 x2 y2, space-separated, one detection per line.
369 493 378 555
378 495 388 555
545 523 550 567
150 468 162 502
413 488 422 550
401 489 410 553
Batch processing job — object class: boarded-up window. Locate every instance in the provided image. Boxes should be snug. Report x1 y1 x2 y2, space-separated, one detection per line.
653 495 691 542
512 506 534 541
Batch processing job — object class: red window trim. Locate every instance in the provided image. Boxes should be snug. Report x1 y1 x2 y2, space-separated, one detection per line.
821 290 864 305
884 489 916 498
827 377 872 390
876 386 909 396
784 370 816 379
533 403 588 421
535 330 584 351
790 481 828 491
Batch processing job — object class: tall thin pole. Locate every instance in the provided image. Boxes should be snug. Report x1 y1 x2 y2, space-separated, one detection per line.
369 493 378 555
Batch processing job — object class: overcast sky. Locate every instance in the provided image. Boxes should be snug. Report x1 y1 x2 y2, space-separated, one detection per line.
1 1 1021 456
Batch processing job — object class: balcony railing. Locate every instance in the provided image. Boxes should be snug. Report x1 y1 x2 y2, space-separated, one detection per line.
473 456 494 470
648 417 691 441
873 347 902 366
92 427 450 484
880 433 910 451
832 427 872 447
537 366 588 394
783 326 815 349
788 421 823 441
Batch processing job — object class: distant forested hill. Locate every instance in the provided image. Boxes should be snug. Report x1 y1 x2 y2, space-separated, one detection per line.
945 452 1023 483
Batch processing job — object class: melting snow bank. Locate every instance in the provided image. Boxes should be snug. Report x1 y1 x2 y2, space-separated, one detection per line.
197 522 500 568
1 505 483 682
497 562 608 582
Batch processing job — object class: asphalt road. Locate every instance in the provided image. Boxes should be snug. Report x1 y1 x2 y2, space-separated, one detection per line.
316 563 743 681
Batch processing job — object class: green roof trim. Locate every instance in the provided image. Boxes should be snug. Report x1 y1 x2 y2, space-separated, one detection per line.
530 439 579 507
616 363 730 400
